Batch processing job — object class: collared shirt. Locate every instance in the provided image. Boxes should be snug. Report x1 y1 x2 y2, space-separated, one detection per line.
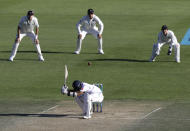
76 15 104 34
158 30 178 44
18 16 39 33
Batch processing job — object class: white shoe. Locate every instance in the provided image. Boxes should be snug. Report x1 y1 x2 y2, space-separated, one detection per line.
149 59 155 62
9 57 14 62
74 51 80 54
39 56 44 61
176 60 180 63
98 50 104 54
83 115 91 119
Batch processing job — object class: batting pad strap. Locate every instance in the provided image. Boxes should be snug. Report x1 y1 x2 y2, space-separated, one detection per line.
67 90 77 97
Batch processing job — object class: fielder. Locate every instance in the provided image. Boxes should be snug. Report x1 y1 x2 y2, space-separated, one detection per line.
74 9 104 54
149 25 180 63
61 80 104 119
9 10 44 61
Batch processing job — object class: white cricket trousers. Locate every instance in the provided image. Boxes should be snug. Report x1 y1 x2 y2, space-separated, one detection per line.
150 42 180 62
9 32 43 60
75 93 104 117
75 28 103 53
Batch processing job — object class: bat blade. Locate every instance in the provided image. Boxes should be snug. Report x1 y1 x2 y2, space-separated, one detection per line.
64 65 68 86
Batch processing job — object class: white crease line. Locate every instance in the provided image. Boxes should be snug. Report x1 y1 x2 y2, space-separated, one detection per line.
38 105 59 114
141 107 162 119
94 117 144 120
94 117 190 121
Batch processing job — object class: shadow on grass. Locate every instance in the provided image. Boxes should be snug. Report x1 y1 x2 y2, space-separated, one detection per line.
0 113 80 118
88 58 149 63
0 58 9 61
0 50 104 55
0 50 73 54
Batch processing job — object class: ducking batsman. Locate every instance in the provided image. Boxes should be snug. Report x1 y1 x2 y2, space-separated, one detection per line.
61 80 104 119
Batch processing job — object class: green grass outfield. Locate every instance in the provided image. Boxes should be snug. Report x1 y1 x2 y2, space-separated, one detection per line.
0 0 190 104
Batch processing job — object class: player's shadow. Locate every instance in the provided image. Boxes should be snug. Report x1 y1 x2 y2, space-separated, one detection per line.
0 113 81 118
88 58 149 62
0 58 9 61
0 50 73 54
0 50 74 61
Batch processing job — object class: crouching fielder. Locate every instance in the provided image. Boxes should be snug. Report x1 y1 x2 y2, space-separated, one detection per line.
9 10 44 61
149 25 180 63
74 9 104 54
61 80 104 119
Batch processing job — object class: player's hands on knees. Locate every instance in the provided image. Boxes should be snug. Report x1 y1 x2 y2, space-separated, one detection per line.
98 34 102 39
78 34 82 39
35 39 39 44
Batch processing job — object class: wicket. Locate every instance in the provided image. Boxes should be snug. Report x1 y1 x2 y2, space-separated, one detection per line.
92 83 103 112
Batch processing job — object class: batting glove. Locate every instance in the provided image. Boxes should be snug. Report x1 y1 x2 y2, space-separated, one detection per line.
61 85 68 95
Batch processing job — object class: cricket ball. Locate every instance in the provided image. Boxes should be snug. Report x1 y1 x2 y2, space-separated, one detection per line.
88 62 91 66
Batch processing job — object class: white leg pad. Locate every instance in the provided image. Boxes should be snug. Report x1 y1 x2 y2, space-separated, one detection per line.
75 96 85 113
84 93 92 117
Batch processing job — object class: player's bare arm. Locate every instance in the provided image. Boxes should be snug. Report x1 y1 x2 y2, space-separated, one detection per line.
16 26 21 43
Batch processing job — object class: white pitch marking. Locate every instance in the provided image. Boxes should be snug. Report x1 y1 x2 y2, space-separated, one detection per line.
141 107 162 119
94 116 190 121
94 117 144 120
38 105 59 114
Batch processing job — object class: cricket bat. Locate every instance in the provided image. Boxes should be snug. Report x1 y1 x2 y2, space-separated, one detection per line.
64 65 68 86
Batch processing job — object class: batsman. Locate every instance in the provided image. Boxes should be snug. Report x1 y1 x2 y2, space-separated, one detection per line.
61 80 104 119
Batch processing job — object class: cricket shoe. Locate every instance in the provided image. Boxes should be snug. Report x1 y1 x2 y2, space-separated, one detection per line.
74 51 80 54
9 57 14 62
39 56 44 61
83 115 92 119
98 50 104 54
176 60 181 63
149 58 155 62
149 55 157 62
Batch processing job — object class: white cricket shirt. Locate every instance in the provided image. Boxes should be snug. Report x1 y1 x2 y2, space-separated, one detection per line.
76 15 104 34
80 83 102 94
18 16 39 33
157 30 178 44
